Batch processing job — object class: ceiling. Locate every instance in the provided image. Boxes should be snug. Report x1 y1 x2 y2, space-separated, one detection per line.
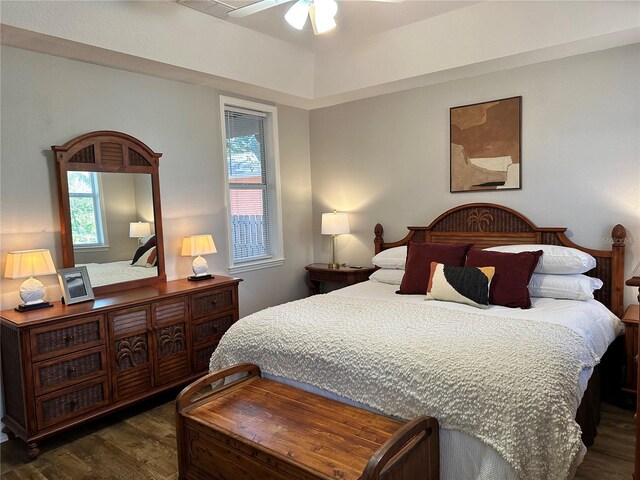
213 0 479 52
1 1 638 109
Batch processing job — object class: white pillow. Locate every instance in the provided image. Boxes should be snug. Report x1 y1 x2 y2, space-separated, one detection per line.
372 246 407 270
369 269 404 285
528 273 603 301
485 244 596 274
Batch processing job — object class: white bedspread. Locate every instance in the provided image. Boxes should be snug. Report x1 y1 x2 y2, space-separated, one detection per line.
210 282 621 480
80 261 158 287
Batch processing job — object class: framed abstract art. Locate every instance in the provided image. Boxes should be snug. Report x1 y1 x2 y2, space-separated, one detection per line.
450 96 522 192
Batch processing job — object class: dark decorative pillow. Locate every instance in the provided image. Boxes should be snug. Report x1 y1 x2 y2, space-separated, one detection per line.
465 249 543 309
398 242 472 294
426 262 495 308
131 235 156 265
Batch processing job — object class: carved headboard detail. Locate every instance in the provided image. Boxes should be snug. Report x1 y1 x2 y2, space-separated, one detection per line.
374 203 626 317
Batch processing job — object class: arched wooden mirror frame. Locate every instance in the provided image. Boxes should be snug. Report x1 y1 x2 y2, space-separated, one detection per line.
52 131 166 294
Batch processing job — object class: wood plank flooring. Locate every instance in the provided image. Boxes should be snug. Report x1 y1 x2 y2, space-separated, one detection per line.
0 396 634 479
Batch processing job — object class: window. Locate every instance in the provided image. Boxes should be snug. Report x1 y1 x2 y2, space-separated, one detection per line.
67 171 108 248
220 96 283 273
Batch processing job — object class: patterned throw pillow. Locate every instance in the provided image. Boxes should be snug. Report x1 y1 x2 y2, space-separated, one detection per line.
426 262 495 309
132 246 157 268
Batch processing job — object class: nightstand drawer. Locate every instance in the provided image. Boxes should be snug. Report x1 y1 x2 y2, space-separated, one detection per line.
30 315 106 362
36 377 109 430
191 288 235 320
33 346 107 396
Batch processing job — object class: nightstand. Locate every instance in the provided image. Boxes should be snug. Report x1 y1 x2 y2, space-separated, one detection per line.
305 264 376 295
622 304 640 397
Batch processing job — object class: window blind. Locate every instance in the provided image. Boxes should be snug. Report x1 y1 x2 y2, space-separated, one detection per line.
224 108 271 262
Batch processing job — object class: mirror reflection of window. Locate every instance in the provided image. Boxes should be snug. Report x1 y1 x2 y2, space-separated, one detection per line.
68 171 107 247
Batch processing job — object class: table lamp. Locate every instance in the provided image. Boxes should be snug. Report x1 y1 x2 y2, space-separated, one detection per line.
4 249 57 312
181 234 217 281
129 222 151 246
321 210 350 269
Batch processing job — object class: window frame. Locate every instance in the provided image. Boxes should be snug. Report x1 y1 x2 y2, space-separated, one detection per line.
220 95 284 274
68 171 110 251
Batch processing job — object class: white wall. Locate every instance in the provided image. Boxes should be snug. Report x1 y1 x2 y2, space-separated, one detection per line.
0 46 313 314
310 45 640 305
0 45 314 441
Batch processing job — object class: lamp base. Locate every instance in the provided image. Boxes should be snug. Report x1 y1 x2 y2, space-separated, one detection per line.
15 302 53 313
327 263 340 269
187 274 214 282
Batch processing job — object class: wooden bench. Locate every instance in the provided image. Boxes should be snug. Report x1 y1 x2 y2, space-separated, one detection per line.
176 364 439 480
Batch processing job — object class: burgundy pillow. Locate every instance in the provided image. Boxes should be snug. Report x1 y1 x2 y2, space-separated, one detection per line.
465 249 543 309
398 242 472 294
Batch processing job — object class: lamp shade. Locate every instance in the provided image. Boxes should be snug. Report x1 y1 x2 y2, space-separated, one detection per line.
129 222 151 238
181 235 217 257
321 212 350 235
4 249 56 279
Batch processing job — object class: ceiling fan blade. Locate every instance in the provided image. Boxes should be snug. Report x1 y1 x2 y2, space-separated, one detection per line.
228 0 291 18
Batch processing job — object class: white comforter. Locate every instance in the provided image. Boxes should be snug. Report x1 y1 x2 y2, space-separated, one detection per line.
209 282 621 480
80 261 158 287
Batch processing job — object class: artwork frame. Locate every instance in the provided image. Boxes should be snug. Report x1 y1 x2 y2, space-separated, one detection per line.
57 266 95 305
450 96 522 193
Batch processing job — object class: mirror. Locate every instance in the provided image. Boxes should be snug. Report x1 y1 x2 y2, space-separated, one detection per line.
53 131 166 294
68 171 157 287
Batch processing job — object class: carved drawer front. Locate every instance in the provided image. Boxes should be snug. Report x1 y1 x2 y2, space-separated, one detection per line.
191 287 235 320
33 346 108 396
113 332 152 402
192 313 235 346
30 315 106 362
152 297 188 328
192 340 220 373
155 323 190 386
109 306 150 338
36 377 109 430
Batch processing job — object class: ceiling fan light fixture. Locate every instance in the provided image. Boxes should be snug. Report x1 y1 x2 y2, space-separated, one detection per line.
285 0 311 30
309 0 337 34
311 11 336 34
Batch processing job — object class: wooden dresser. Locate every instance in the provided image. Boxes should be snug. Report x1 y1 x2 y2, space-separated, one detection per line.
0 276 241 460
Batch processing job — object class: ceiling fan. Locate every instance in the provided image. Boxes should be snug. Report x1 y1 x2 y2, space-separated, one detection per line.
228 0 404 35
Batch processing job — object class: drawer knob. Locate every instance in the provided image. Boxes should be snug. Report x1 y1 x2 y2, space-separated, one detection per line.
211 300 217 305
635 355 638 364
68 400 78 411
67 367 77 375
64 334 74 342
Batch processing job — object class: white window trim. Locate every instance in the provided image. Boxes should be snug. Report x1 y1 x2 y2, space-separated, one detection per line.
70 171 110 249
220 95 284 274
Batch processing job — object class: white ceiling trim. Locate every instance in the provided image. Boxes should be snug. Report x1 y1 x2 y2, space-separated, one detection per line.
1 1 638 110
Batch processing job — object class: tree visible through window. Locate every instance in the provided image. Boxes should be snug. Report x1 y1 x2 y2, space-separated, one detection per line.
68 171 106 247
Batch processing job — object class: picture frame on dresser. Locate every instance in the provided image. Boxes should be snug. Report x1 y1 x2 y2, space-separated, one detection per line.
57 266 94 305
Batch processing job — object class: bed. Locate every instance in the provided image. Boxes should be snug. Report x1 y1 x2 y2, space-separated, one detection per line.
79 260 159 287
209 203 627 480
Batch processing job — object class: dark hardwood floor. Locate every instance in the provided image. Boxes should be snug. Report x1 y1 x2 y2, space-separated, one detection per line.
0 397 634 479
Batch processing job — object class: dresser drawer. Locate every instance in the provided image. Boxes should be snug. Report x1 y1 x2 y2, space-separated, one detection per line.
191 288 235 320
30 315 106 362
33 346 108 396
152 296 188 327
109 305 150 338
192 312 236 346
36 377 109 430
192 340 220 373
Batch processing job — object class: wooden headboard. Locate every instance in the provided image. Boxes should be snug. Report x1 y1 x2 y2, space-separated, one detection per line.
374 203 627 317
